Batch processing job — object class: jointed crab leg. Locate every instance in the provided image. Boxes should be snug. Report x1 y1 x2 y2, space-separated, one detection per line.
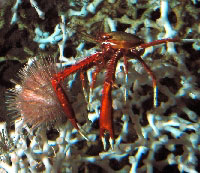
80 71 88 101
53 52 103 83
91 66 102 90
51 52 103 133
100 49 123 149
130 38 181 107
100 81 113 149
136 38 180 50
52 80 79 129
131 50 158 107
122 55 129 102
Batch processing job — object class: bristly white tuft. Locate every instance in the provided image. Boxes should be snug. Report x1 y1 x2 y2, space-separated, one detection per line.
6 57 68 130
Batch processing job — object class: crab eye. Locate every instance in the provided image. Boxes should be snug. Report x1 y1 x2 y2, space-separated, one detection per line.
101 34 112 40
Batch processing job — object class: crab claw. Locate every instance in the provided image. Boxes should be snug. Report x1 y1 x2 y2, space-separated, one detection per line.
101 135 114 150
100 82 115 150
68 118 88 140
52 80 88 141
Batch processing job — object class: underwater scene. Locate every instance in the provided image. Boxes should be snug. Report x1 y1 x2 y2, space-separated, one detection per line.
0 0 200 172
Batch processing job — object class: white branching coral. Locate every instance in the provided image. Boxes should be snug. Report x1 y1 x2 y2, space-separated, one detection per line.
1 0 199 172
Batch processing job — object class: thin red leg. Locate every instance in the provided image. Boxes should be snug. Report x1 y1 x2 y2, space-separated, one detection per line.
91 66 101 90
136 38 180 50
90 55 106 90
51 52 103 132
53 52 103 83
51 79 79 129
80 71 89 102
130 38 181 107
80 71 86 90
89 57 106 103
88 66 102 104
100 49 123 149
123 55 128 74
123 55 129 102
131 50 158 107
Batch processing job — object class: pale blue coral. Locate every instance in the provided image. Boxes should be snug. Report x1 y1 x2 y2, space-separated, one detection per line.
5 0 200 172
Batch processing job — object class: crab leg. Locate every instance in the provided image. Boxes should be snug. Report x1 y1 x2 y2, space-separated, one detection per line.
53 52 103 83
100 81 113 149
80 71 88 101
91 66 101 90
52 79 79 129
131 50 158 107
123 55 129 102
129 38 181 107
51 53 103 132
100 49 123 149
137 38 180 50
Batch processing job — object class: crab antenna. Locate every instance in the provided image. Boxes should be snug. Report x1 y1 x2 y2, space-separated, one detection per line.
137 38 200 51
137 38 180 50
181 38 200 42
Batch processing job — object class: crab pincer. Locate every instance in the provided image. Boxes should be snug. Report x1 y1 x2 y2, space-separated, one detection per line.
100 81 114 149
99 49 123 150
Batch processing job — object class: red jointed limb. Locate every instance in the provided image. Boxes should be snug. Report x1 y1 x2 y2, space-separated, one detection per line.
123 55 128 74
51 79 79 129
91 65 102 89
131 51 157 88
137 38 180 49
100 81 113 138
80 71 86 90
51 53 104 130
99 50 123 139
53 52 103 83
131 50 158 107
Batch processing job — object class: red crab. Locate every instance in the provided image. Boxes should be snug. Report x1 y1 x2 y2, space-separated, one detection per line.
51 31 181 149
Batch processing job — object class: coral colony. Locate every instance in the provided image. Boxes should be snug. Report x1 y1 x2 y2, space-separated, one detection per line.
0 0 200 172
